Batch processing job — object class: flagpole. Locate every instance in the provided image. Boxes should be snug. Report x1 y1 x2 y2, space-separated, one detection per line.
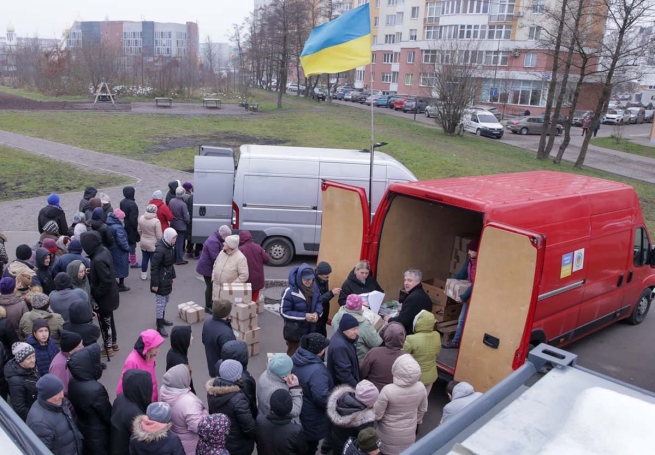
368 61 375 220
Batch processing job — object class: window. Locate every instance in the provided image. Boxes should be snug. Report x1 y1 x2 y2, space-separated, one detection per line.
411 6 420 18
422 50 438 64
425 26 440 40
393 52 400 63
510 80 544 106
381 72 393 83
532 0 545 13
397 12 404 24
373 35 378 45
524 53 537 67
374 17 379 27
426 2 441 23
405 73 414 85
419 73 436 87
634 227 650 267
383 52 394 63
528 26 541 40
388 0 398 4
372 53 377 63
407 51 415 63
488 25 512 39
396 32 403 42
484 51 509 66
489 0 515 21
391 72 399 83
409 29 417 41
356 70 365 81
376 0 380 6
384 34 396 44
386 15 397 26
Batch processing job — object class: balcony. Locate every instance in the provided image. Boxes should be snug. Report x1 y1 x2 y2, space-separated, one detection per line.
489 14 514 22
424 16 440 25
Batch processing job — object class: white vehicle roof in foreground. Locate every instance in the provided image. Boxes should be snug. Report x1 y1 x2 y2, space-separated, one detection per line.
239 144 408 167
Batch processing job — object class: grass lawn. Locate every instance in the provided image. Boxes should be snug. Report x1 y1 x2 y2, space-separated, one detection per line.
0 85 90 102
0 93 654 229
0 146 131 202
591 137 655 158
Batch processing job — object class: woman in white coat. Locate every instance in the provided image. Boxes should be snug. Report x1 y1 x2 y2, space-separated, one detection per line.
137 204 163 280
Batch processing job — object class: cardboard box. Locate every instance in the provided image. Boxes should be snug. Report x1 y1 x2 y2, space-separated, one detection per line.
222 283 252 304
437 323 458 342
435 320 458 331
230 302 257 321
256 300 265 315
445 279 471 300
177 302 205 324
449 250 468 275
453 235 477 253
231 314 259 332
432 302 463 323
248 342 261 357
233 327 261 345
362 308 384 331
422 278 447 306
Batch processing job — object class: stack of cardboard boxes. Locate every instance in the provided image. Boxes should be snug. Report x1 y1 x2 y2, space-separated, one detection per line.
449 235 477 276
177 301 205 324
223 283 261 357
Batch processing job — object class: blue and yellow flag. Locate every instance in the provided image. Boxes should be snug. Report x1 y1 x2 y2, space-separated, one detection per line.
300 4 372 76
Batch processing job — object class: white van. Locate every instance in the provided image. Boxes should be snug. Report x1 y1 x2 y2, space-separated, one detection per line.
193 145 416 265
460 110 505 139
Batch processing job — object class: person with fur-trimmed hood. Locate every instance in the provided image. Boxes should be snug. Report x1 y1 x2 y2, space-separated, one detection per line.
327 379 379 455
130 402 185 455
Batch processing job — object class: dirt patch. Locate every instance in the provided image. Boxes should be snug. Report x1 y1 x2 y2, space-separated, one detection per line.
0 91 131 111
151 132 288 153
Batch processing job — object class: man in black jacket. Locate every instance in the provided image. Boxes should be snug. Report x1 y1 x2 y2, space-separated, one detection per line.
387 269 432 335
314 261 341 337
110 369 152 455
255 388 308 455
120 186 141 269
38 193 69 235
202 299 236 377
327 314 361 387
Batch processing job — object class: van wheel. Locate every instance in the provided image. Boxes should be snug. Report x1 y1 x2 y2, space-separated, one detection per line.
476 129 482 136
262 237 294 267
629 289 652 325
520 127 529 135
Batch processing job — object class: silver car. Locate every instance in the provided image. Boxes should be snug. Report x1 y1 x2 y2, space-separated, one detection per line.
626 107 645 124
506 116 563 135
602 109 630 124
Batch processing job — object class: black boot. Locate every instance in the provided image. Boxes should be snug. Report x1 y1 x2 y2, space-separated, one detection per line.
156 319 169 337
162 312 173 326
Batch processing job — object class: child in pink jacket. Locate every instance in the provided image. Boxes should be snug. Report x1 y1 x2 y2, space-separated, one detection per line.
117 329 165 402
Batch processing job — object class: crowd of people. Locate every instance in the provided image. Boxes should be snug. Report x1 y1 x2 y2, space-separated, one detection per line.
0 181 484 455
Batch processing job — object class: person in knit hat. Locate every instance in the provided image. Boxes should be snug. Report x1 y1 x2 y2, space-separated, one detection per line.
206 359 255 455
256 353 303 422
19 292 65 346
42 238 59 255
3 244 39 286
343 427 382 455
4 341 38 421
138 203 163 281
196 413 231 455
211 234 248 301
196 225 229 313
314 260 341 337
71 211 89 240
38 193 69 237
327 379 379 455
149 190 174 231
28 374 84 455
51 238 90 277
0 276 29 334
130 402 185 455
255 388 308 455
48 330 83 395
26 318 60 377
169 187 190 265
328 313 361 387
202 299 236 378
332 294 382 362
49 272 88 323
150 228 178 337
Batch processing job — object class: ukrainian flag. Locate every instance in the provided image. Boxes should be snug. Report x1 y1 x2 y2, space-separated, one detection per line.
300 4 372 76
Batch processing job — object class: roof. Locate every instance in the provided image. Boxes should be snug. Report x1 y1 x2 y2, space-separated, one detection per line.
239 144 402 165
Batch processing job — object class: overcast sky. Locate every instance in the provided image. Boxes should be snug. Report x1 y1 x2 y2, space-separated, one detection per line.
3 1 254 42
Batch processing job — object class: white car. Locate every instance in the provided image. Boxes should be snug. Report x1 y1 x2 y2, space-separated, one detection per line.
460 111 504 139
602 109 630 124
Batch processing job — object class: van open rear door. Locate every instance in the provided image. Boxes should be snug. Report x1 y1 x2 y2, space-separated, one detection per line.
454 223 544 392
317 181 371 320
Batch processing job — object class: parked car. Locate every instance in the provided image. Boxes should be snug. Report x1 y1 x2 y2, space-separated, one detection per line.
626 107 646 124
506 116 563 135
312 88 326 101
645 109 654 123
338 90 353 100
375 95 391 107
286 83 299 93
540 113 570 126
365 94 380 105
471 106 502 121
403 98 428 113
344 91 359 101
460 111 504 139
387 95 399 108
393 95 410 111
425 103 442 118
571 110 594 126
355 91 370 103
602 109 631 124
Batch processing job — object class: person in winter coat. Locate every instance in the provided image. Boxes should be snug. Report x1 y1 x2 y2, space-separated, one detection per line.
314 261 341 337
68 344 112 455
0 277 28 335
165 180 181 206
98 193 114 221
4 342 39 421
63 299 100 347
149 190 174 231
343 428 383 455
444 239 479 349
26 318 60 376
403 310 441 395
80 231 120 356
38 193 69 236
440 381 483 424
327 380 379 455
19 292 65 346
196 413 231 455
374 355 428 455
0 306 19 364
89 207 114 249
84 197 102 224
55 235 71 258
48 331 84 395
130 402 186 455
106 210 131 292
166 326 196 394
27 374 84 455
360 322 407 391
160 364 208 454
71 212 89 240
110 369 153 455
255 388 308 455
339 260 383 307
206 359 256 455
196 225 229 313
169 187 190 265
66 260 94 310
332 294 382 362
217 340 257 418
237 230 270 302
202 299 236 378
79 187 97 214
35 248 55 295
3 244 39 286
387 270 432 336
257 353 302 421
211 235 248 301
116 329 164 402
119 186 141 269
291 333 333 455
138 204 163 281
0 231 7 272
181 183 201 259
280 263 322 356
151 228 177 337
51 239 90 277
328 314 361 387
49 272 88 323
39 222 60 247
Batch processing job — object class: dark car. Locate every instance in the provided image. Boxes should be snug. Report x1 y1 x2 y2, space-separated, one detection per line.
571 110 594 126
312 88 326 101
355 91 370 103
387 95 399 108
403 97 428 113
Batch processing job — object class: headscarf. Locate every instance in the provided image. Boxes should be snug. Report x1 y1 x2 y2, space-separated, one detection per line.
163 228 177 246
66 260 91 304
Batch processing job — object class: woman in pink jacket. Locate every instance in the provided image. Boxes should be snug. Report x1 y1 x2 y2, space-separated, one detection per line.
116 329 165 402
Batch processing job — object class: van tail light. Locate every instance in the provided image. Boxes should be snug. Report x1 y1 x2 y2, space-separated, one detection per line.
232 202 239 229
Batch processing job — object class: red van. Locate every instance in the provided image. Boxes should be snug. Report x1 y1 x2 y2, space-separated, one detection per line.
318 171 654 391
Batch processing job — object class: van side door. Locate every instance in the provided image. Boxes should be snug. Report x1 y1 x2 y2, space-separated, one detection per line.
622 227 652 315
193 152 235 243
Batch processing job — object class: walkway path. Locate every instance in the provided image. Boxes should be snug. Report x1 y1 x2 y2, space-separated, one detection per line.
0 130 191 231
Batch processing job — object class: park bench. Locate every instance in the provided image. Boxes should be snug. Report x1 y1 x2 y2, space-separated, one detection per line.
203 98 221 109
155 97 173 107
248 103 260 112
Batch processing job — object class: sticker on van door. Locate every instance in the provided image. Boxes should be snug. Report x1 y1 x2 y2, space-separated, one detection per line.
561 252 573 278
573 248 585 272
